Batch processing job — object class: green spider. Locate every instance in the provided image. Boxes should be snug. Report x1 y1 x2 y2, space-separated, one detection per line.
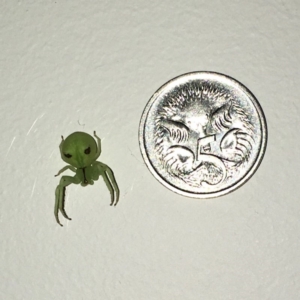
54 131 119 226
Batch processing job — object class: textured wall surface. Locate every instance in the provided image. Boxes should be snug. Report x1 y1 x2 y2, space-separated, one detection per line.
1 1 299 299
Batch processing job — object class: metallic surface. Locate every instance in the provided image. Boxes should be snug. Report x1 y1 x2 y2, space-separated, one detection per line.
139 72 267 198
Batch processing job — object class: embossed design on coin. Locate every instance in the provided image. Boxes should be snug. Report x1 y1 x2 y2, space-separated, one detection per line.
139 72 267 198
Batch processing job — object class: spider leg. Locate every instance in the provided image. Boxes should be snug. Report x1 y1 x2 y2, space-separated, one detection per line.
93 131 101 160
59 186 72 220
54 175 80 226
58 136 65 161
102 171 114 206
54 165 76 177
54 187 63 226
104 166 120 206
95 161 120 206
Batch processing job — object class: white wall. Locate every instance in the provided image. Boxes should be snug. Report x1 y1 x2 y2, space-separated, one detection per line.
1 1 299 299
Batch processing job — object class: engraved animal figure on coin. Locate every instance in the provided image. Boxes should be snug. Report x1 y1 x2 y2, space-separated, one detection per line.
154 83 254 187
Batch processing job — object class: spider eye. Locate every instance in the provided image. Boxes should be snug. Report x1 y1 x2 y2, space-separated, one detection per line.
64 153 72 158
84 147 91 154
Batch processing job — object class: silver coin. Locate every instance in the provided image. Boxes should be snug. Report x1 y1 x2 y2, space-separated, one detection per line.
139 72 267 198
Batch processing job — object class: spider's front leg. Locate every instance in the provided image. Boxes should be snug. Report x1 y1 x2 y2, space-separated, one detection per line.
54 165 76 177
93 131 101 160
55 175 80 226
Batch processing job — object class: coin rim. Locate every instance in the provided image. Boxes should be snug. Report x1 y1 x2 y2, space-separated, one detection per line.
139 71 268 198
